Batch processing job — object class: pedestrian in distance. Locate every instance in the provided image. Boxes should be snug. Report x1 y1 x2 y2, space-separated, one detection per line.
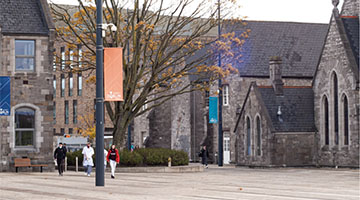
61 143 67 174
106 144 120 179
200 145 209 168
82 142 94 176
54 142 65 176
104 148 108 171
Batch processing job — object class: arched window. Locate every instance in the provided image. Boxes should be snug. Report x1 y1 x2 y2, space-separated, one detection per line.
343 95 349 145
323 96 329 145
15 107 35 146
333 73 339 145
256 116 261 156
246 117 251 156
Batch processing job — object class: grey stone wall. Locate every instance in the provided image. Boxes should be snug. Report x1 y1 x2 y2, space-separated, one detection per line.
341 0 359 16
0 35 54 172
313 16 359 167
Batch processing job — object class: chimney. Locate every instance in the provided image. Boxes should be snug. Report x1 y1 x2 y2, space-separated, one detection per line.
269 56 284 96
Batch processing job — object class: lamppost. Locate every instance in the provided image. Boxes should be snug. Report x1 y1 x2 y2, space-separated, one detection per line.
217 0 223 167
95 0 117 186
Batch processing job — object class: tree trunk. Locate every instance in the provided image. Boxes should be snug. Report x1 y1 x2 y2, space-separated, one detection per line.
112 115 129 149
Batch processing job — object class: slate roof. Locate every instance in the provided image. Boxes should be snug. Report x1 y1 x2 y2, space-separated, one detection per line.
0 0 49 35
341 17 359 68
225 21 328 78
257 87 316 132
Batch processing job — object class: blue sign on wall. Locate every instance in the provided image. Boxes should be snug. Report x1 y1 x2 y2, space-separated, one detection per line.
0 77 11 116
209 97 218 124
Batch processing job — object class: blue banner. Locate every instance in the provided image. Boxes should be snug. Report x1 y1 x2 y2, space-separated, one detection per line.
0 77 11 116
209 97 218 124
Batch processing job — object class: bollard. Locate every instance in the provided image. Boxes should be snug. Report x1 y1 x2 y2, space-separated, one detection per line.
76 157 78 172
168 157 172 167
65 157 67 172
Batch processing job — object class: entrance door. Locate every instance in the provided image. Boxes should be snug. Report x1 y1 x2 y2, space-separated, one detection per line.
224 136 230 164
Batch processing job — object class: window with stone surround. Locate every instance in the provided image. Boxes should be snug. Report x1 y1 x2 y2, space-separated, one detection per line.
323 96 329 145
61 47 65 70
69 49 74 68
246 117 251 156
61 74 65 97
256 116 261 156
65 100 69 124
15 40 35 71
343 95 349 145
78 45 82 68
333 72 339 145
69 73 73 96
73 100 77 124
223 85 229 106
15 107 35 146
78 72 82 96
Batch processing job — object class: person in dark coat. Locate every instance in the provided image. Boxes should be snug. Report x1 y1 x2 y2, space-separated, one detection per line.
61 143 67 174
200 145 209 168
54 142 65 176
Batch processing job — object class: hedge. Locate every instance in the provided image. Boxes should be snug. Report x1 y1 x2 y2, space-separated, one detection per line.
66 148 189 167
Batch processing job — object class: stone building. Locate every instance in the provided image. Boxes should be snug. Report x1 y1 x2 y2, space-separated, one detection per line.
0 0 55 171
233 0 359 167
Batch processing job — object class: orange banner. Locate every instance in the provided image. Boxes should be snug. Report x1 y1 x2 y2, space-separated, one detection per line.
104 48 123 101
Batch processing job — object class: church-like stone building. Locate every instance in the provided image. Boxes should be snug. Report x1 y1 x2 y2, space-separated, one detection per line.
0 0 55 171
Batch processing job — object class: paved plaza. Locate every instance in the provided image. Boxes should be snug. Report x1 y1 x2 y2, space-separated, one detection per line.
0 165 359 200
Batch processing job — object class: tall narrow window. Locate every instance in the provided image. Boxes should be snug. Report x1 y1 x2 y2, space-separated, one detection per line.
64 101 69 124
343 95 349 145
256 116 261 156
324 96 329 145
53 102 56 123
73 100 77 124
15 107 35 146
78 45 82 68
61 47 65 70
246 117 251 156
53 75 56 98
205 90 210 106
69 73 73 96
77 72 82 96
61 128 65 135
69 128 73 135
53 49 57 71
69 49 74 68
15 40 35 71
333 73 339 145
61 74 65 97
223 85 229 106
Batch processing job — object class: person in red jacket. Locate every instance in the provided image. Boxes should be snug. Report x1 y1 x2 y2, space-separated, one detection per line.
106 144 120 179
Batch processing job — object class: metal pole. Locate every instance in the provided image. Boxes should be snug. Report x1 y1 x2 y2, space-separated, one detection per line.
95 0 105 186
217 0 223 167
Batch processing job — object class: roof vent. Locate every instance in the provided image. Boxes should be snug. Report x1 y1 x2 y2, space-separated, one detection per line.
277 106 282 115
277 106 283 122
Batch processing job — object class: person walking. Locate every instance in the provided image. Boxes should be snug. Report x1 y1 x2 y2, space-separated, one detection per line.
104 148 108 171
200 145 209 168
54 142 65 176
61 143 67 174
106 144 120 179
82 142 94 176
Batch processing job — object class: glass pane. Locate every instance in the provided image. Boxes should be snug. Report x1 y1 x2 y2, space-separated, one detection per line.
15 108 35 128
15 58 34 71
16 130 34 146
15 40 34 56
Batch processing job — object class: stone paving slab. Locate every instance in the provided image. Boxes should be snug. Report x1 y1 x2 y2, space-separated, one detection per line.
0 165 359 200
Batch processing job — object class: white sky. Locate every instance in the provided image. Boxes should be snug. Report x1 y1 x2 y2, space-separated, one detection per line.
48 0 344 23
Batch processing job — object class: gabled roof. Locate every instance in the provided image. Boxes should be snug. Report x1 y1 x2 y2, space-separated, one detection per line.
0 0 54 35
234 84 316 133
257 86 316 132
227 21 328 78
341 16 359 68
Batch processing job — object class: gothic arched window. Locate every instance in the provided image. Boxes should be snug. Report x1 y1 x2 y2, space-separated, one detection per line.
256 116 261 156
343 95 349 145
333 72 339 145
323 96 329 145
246 117 251 156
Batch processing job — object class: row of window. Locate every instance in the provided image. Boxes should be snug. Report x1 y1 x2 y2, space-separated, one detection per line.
53 73 82 98
54 45 82 71
246 116 262 156
53 100 78 125
323 72 349 146
204 85 229 106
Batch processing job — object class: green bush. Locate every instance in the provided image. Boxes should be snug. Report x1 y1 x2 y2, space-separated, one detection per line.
120 150 143 166
66 150 83 166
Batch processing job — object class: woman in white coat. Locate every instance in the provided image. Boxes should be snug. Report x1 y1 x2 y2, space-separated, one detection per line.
82 142 94 176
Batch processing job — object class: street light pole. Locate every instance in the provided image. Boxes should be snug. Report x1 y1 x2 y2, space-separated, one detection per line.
217 0 223 167
95 0 105 186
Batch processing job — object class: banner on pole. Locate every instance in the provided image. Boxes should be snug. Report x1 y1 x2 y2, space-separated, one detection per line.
104 48 123 101
0 76 11 116
209 97 218 123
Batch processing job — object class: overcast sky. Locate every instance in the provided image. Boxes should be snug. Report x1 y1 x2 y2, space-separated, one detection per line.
48 0 344 24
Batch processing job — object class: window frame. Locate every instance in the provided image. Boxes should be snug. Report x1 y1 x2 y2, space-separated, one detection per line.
77 72 82 96
15 40 35 72
223 85 229 106
69 73 73 97
14 107 35 147
73 100 78 124
64 100 69 124
61 74 65 97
